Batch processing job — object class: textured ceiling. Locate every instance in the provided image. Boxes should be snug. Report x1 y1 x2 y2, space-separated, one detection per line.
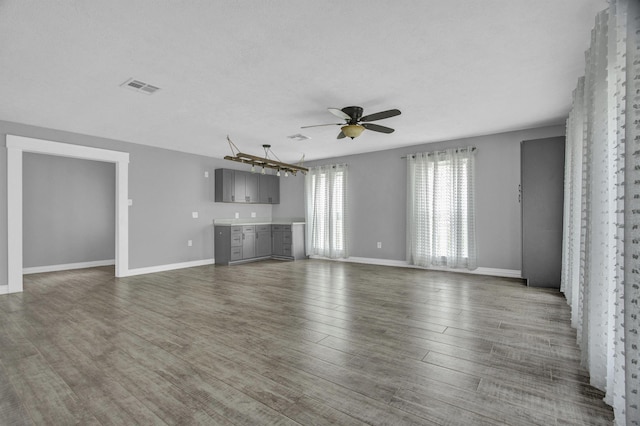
0 0 605 162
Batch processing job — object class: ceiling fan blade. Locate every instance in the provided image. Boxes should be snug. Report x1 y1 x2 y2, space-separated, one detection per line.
337 131 346 139
362 123 395 134
328 108 351 120
360 109 401 122
301 123 342 129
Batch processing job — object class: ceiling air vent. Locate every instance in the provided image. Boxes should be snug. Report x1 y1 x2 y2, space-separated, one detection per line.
287 133 311 141
120 78 160 95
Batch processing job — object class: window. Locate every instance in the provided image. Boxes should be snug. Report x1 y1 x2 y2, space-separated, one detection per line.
406 148 476 269
305 164 347 258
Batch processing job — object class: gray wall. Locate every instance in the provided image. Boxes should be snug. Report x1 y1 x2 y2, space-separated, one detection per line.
0 119 564 287
23 153 116 267
0 119 286 286
272 173 305 218
274 125 565 271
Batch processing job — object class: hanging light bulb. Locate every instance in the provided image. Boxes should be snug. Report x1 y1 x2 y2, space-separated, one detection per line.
261 167 266 175
276 169 281 177
250 165 255 173
284 171 289 177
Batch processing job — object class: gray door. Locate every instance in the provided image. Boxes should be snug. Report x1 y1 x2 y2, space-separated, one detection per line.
521 137 565 288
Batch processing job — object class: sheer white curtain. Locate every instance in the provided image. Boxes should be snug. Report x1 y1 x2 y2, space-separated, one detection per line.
304 164 348 259
406 147 476 270
561 1 639 424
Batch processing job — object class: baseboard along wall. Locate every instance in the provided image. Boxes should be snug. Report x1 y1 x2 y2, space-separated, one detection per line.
311 255 522 279
23 259 116 275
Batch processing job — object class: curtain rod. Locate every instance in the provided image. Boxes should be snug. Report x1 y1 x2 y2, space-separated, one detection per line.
400 146 476 159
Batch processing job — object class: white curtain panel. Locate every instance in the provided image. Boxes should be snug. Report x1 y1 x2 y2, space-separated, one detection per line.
561 0 639 424
406 147 477 270
304 164 348 259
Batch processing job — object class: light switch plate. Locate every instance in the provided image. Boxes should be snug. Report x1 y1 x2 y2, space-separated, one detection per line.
192 212 198 219
204 171 209 178
251 212 256 218
128 199 133 206
235 212 240 219
188 240 193 247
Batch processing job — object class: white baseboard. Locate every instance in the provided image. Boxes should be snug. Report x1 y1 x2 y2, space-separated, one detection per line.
124 258 215 277
313 256 522 279
0 285 10 295
23 259 116 275
472 267 522 279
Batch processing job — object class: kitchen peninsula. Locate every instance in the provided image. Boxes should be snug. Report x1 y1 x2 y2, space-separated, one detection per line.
213 218 306 265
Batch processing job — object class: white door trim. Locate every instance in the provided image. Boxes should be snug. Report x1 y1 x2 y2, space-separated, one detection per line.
4 135 130 294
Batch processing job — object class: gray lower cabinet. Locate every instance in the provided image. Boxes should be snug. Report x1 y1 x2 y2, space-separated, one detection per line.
215 223 305 265
215 225 243 264
255 224 271 257
241 225 256 259
272 224 305 260
215 224 271 265
230 226 243 261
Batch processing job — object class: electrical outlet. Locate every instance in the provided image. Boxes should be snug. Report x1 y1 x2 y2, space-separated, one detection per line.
187 240 193 247
251 212 256 218
377 242 382 249
204 171 209 178
235 212 240 219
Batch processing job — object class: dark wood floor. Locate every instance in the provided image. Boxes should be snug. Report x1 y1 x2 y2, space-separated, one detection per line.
0 259 614 425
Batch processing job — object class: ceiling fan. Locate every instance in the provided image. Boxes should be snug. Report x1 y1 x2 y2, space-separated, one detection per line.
301 106 401 139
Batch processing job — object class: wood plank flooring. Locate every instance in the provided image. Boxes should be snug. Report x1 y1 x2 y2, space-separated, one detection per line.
0 260 614 425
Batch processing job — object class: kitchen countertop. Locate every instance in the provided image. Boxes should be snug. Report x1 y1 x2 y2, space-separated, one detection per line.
213 218 305 226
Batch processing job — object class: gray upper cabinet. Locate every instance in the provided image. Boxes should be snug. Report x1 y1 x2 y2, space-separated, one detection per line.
235 173 259 203
245 174 259 203
233 173 246 202
214 169 235 202
215 168 279 204
258 174 280 204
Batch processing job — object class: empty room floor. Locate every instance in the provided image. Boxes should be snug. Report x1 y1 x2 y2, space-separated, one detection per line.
0 260 613 425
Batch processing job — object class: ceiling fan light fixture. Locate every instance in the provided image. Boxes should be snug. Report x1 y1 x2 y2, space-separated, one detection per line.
341 124 365 139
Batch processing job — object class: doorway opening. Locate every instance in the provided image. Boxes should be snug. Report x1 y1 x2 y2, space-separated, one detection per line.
4 135 130 294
